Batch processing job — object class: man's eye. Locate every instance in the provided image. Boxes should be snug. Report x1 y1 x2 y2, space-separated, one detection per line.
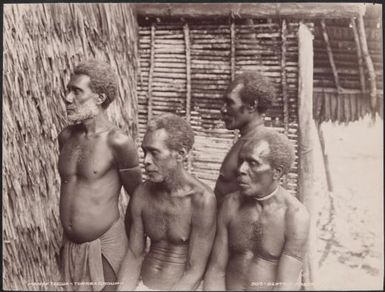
74 89 81 95
250 161 259 167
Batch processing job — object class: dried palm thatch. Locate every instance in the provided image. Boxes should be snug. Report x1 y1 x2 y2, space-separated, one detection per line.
3 3 138 290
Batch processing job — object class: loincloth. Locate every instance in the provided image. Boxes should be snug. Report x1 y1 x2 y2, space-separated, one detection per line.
61 218 128 291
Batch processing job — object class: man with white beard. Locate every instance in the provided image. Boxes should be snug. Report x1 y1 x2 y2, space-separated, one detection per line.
57 60 142 291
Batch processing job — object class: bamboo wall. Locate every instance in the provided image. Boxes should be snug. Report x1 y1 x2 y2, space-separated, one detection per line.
313 14 383 122
3 4 138 290
137 17 307 196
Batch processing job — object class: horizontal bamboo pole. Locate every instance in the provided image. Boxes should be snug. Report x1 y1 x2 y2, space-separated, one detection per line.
134 3 365 18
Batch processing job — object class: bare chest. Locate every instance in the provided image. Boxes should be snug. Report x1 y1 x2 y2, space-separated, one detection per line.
228 206 286 257
143 197 192 244
58 136 114 180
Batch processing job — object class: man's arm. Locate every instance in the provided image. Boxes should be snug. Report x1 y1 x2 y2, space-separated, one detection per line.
203 197 232 291
275 205 310 291
58 126 73 151
170 191 217 291
117 187 146 291
109 131 142 196
214 175 238 207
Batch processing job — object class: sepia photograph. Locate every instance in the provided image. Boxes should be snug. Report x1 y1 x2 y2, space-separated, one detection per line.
2 2 383 291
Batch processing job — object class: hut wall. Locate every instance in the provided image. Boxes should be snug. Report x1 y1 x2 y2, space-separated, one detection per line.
313 9 383 122
137 17 310 196
3 4 138 290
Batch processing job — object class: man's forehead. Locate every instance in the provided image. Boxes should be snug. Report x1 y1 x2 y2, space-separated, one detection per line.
243 140 270 157
142 128 169 146
68 74 91 86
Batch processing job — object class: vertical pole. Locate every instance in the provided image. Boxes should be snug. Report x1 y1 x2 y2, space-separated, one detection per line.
356 15 377 119
147 23 155 123
281 18 289 188
298 22 317 290
230 19 240 144
184 22 192 172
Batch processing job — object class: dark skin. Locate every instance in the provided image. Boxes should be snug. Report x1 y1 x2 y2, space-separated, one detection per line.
117 129 216 291
205 140 310 291
214 83 265 206
58 74 142 288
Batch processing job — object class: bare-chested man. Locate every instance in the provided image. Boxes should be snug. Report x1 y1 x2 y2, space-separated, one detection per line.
58 60 142 290
215 71 275 206
204 129 310 291
117 113 216 291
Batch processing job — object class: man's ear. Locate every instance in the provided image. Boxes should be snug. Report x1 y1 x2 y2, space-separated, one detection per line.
175 148 187 162
96 93 107 105
247 100 258 113
273 166 283 181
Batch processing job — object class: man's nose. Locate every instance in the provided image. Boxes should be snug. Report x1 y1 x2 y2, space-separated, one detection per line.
64 91 74 104
238 161 248 175
143 153 153 166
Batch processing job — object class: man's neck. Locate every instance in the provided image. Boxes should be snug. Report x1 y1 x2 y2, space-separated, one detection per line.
239 116 264 137
254 184 281 207
80 112 109 136
159 168 191 195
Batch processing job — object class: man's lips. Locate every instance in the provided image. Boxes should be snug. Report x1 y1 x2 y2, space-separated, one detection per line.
237 179 249 188
145 169 157 175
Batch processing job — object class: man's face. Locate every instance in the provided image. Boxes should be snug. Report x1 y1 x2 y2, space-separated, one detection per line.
237 140 276 198
142 129 178 183
64 74 99 123
221 83 250 130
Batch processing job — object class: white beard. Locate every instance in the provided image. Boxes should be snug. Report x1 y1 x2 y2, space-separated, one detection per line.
67 101 100 124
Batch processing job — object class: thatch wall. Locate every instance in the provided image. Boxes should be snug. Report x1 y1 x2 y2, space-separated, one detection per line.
3 4 138 290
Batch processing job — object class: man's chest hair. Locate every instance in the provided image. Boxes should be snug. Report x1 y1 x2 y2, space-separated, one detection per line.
229 205 285 250
59 135 114 177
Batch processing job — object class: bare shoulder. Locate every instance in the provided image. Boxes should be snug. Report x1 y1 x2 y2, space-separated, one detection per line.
191 178 216 209
283 191 310 233
58 125 77 148
107 127 135 149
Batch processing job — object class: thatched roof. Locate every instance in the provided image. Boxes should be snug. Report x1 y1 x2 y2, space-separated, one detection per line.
3 3 138 290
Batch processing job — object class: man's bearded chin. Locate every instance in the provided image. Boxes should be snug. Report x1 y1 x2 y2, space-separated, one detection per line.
67 104 99 124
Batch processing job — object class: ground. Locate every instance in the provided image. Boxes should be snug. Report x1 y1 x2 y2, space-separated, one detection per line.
316 115 383 290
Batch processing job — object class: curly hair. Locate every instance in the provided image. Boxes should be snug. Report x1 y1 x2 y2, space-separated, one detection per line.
228 71 276 113
73 59 118 109
147 113 194 153
243 128 295 175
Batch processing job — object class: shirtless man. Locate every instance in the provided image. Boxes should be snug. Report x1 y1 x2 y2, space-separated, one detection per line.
58 60 142 290
117 113 216 291
215 71 276 206
204 129 310 291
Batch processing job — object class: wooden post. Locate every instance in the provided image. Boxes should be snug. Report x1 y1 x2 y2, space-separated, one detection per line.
320 19 341 93
184 22 192 172
297 22 317 290
356 15 377 119
231 18 240 144
147 23 155 122
281 18 289 188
